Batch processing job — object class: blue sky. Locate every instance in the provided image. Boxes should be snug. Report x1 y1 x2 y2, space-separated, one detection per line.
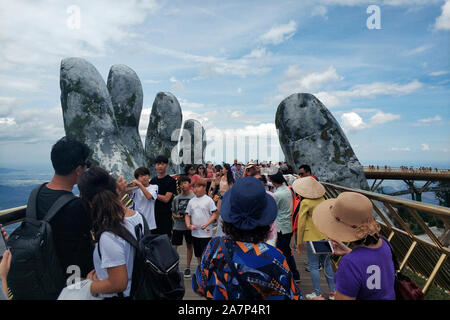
0 0 449 169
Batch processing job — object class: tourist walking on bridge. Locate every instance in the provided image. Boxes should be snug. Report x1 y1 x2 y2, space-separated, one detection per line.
268 171 301 283
312 192 396 300
293 177 335 300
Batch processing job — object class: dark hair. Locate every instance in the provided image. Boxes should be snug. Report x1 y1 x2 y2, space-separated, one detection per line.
51 137 90 176
222 163 235 185
352 233 380 247
257 174 267 185
299 164 312 173
134 166 150 179
214 165 222 172
78 166 127 242
179 175 191 184
155 155 168 164
196 164 206 177
286 164 294 175
268 171 286 185
184 164 195 175
222 221 270 244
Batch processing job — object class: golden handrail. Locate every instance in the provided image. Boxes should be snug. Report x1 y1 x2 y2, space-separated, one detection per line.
322 182 450 296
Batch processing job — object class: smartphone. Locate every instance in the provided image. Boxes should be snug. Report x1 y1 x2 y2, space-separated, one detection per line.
310 240 334 255
0 229 8 259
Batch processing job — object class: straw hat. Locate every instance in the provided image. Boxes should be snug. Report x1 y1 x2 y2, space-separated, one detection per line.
312 192 380 242
292 176 325 199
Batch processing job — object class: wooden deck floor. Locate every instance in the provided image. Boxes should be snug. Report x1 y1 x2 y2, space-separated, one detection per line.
176 238 334 300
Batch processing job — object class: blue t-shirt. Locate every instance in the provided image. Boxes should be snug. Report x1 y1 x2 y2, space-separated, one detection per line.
334 239 396 300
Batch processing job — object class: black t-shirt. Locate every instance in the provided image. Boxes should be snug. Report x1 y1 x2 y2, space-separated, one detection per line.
36 184 94 280
150 175 177 235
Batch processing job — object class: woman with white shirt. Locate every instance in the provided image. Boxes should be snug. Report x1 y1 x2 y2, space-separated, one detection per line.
78 166 144 299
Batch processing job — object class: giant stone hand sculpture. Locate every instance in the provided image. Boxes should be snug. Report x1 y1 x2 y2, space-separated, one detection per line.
275 93 369 190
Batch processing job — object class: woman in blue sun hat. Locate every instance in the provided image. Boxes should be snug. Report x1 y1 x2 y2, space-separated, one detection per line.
192 177 301 300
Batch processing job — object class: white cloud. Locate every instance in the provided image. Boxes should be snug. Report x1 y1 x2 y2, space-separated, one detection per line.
390 147 411 151
143 79 161 84
0 104 64 144
315 80 423 107
421 143 430 151
317 0 441 5
435 0 450 30
144 44 270 77
415 115 443 126
259 20 297 45
340 109 401 132
0 0 159 72
178 98 204 109
383 0 442 6
405 44 433 56
369 111 401 125
237 88 242 94
341 112 367 131
311 5 328 19
429 70 449 76
169 76 185 92
277 65 343 100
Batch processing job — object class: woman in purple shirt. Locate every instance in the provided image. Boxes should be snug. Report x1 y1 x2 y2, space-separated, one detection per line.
312 192 396 300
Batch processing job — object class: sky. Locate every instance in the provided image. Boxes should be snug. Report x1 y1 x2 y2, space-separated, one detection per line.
0 0 449 169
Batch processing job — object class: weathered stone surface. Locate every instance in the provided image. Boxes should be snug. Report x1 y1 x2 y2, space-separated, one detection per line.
178 119 207 170
275 93 368 189
145 92 183 176
60 57 136 181
107 64 146 167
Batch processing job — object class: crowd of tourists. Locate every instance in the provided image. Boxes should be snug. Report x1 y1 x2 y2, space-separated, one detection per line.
0 136 397 301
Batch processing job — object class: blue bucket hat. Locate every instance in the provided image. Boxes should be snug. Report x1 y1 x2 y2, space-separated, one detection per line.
220 176 277 230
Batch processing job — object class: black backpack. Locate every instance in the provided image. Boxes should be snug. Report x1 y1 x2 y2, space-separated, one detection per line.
98 214 185 300
7 183 77 300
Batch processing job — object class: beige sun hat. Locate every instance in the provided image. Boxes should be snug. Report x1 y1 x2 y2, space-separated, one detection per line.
312 192 380 242
292 176 325 199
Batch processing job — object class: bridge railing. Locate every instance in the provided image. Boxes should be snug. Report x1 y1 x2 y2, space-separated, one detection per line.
364 166 450 174
322 182 450 295
1 182 449 297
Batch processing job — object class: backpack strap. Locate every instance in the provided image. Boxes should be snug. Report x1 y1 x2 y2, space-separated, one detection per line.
26 183 48 220
381 236 400 273
43 193 78 223
219 237 261 300
97 212 148 259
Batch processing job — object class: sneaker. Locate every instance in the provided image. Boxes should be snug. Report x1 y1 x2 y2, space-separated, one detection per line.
184 268 191 278
305 292 325 300
328 292 335 300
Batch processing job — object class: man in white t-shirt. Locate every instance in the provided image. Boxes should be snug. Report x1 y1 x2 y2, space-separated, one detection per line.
130 167 158 231
185 177 218 262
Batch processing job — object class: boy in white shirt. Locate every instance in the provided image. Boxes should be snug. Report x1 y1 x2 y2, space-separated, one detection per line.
185 178 218 263
130 167 158 231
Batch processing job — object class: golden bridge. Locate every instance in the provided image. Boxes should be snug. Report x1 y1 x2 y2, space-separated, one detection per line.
1 166 449 300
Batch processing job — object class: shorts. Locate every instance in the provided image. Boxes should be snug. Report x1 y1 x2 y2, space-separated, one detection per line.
192 237 212 258
171 229 193 246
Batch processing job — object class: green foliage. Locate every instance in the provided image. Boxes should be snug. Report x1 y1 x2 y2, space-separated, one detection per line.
402 268 450 300
435 181 450 208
